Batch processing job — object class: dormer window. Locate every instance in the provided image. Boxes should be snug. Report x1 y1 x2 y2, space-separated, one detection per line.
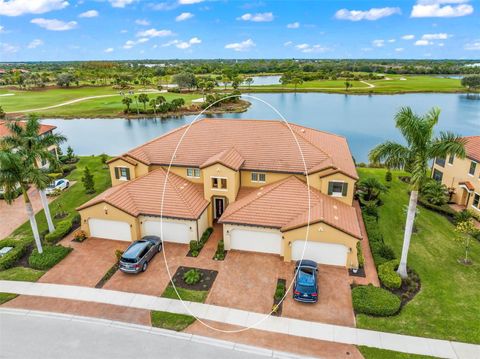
115 167 130 181
187 168 200 178
251 172 266 183
212 177 227 190
328 181 348 197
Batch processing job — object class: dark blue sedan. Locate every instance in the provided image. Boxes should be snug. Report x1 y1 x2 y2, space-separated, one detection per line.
293 260 318 303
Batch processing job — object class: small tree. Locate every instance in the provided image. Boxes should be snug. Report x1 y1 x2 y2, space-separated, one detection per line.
66 146 75 163
244 77 253 89
461 75 480 92
138 93 149 112
453 219 477 265
100 153 108 168
344 80 352 91
385 170 392 182
82 166 95 194
122 97 132 113
0 105 5 119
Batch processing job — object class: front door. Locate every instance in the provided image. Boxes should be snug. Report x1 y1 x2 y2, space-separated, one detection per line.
213 197 225 220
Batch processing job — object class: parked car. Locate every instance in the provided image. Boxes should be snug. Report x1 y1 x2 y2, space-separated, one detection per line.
45 179 70 195
293 259 318 303
119 236 162 274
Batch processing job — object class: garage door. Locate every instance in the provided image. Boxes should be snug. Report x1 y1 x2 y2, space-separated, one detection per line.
230 229 282 254
142 220 190 244
292 241 348 266
88 218 131 241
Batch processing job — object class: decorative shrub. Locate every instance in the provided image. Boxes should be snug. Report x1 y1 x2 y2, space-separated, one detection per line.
61 164 77 175
47 173 63 180
385 170 392 182
454 210 474 225
73 229 87 242
274 281 286 301
115 249 124 261
363 201 378 218
352 285 401 316
71 213 81 228
44 220 72 244
191 250 199 257
418 197 456 219
363 213 396 267
28 245 72 270
0 239 28 270
183 269 202 285
189 227 213 256
189 240 199 252
378 260 402 289
356 241 365 269
214 240 225 260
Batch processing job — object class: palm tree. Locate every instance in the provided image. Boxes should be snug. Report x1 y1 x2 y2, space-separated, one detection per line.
0 150 51 253
138 93 149 112
149 98 158 116
369 107 466 278
357 177 387 202
2 116 66 233
122 97 132 113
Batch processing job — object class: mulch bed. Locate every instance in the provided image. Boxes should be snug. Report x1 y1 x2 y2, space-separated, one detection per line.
13 243 34 268
388 268 421 307
348 267 366 278
170 266 218 291
272 278 286 317
95 262 120 288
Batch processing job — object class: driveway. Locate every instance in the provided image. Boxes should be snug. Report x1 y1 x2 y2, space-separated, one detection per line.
0 187 53 240
39 236 129 287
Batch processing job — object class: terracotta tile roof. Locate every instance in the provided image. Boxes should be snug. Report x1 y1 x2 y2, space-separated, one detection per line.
200 147 245 171
120 119 357 178
464 136 480 163
219 176 362 239
77 168 209 220
0 120 56 138
459 181 475 191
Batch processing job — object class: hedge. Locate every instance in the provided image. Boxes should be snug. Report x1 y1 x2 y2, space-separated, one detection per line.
44 220 72 244
418 197 456 218
352 285 401 316
362 214 396 267
0 239 28 270
188 227 213 257
378 260 402 289
28 245 72 270
356 241 365 269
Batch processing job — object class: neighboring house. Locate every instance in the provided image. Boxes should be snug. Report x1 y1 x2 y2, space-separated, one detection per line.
432 136 480 212
0 121 58 169
77 119 363 268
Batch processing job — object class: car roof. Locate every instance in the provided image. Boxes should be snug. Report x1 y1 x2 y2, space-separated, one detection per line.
122 240 149 259
295 259 317 268
297 269 315 286
142 235 160 242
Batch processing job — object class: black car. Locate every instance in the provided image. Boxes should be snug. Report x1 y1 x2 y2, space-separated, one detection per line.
293 260 318 303
119 236 162 274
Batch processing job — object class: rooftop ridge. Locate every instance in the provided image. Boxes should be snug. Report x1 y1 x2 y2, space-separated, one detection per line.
161 167 201 218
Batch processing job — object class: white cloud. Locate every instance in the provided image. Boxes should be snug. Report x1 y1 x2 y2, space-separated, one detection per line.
415 39 433 46
136 28 174 38
387 39 396 43
237 12 274 22
0 25 4 33
137 37 149 43
225 38 256 52
335 7 401 21
402 34 415 40
287 22 300 29
120 29 128 33
372 39 385 47
465 41 480 50
31 18 78 31
135 19 150 26
189 37 201 44
0 0 68 16
395 47 404 52
27 39 44 48
104 47 114 53
109 0 134 8
175 12 193 21
123 40 136 49
178 0 204 4
162 37 201 49
79 10 98 18
283 41 293 46
411 0 473 17
0 42 19 53
421 33 450 40
295 43 328 53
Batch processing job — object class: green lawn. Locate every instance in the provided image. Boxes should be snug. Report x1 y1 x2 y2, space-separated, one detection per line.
161 285 209 303
358 346 436 359
356 168 480 344
151 310 196 331
0 293 18 304
0 267 45 281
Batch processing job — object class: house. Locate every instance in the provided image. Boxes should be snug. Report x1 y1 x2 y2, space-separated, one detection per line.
77 119 363 268
432 136 480 212
0 121 58 169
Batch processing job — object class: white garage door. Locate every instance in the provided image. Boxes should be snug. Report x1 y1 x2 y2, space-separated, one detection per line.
230 229 282 254
142 220 190 244
88 218 131 242
292 241 348 266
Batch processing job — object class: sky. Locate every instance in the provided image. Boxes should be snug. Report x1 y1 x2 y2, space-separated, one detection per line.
0 0 479 61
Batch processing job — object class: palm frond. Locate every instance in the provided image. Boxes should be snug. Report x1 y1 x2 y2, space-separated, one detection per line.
368 141 410 169
429 132 467 160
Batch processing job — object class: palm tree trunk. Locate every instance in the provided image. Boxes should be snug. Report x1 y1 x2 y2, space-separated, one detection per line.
39 189 55 233
397 190 418 278
24 192 43 254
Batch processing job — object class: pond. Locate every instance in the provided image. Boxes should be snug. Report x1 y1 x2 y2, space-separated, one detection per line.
46 92 480 163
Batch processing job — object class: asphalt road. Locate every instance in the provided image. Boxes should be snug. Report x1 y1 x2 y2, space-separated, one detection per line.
0 312 272 359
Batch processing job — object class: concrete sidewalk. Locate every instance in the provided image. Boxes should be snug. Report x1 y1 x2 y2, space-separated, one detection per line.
1 280 478 359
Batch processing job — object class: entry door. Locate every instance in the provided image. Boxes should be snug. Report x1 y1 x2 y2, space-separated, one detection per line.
213 197 225 219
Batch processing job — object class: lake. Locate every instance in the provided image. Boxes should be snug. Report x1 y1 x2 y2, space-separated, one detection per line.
46 93 480 163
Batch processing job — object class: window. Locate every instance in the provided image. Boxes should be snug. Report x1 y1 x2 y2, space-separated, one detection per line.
328 181 348 197
212 177 227 190
251 172 266 183
41 157 48 167
432 169 443 182
186 168 200 178
115 167 130 180
435 157 446 167
469 161 477 176
448 155 454 165
473 194 480 209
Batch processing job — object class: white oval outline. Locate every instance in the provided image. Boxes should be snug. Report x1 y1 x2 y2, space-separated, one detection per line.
158 94 313 333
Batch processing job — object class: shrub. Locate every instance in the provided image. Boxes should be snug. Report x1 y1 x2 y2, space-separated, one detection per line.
0 239 28 270
61 164 77 175
48 173 63 180
199 227 213 245
183 269 202 285
352 285 401 316
115 249 124 261
356 241 365 269
454 210 474 225
44 220 72 244
73 229 87 242
214 239 225 260
274 281 286 301
363 201 378 218
378 260 402 289
385 170 392 182
418 197 456 218
28 245 72 270
191 250 199 257
71 213 81 228
189 240 200 252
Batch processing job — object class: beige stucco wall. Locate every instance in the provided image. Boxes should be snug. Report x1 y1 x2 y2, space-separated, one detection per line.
202 163 239 204
159 165 204 184
36 144 58 169
282 222 359 268
197 208 209 237
222 223 285 256
78 202 140 241
240 170 293 188
432 157 480 208
108 158 148 186
307 172 356 206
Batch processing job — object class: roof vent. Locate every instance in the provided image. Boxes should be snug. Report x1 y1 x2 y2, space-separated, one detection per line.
301 128 305 133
